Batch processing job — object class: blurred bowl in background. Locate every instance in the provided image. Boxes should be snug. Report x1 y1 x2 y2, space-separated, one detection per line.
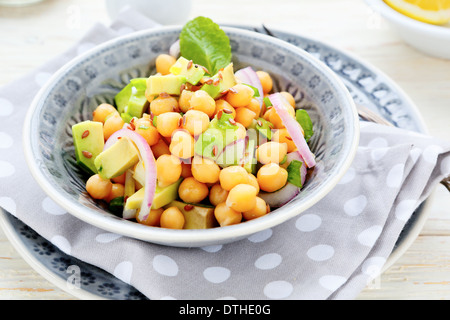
366 0 450 59
105 0 192 25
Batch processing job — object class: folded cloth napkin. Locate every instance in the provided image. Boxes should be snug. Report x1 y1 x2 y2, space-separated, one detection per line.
1 9 450 300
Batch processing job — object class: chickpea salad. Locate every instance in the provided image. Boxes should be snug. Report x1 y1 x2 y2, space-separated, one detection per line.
71 17 316 230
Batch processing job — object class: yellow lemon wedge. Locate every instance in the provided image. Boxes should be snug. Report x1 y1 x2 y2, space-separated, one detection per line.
384 0 450 25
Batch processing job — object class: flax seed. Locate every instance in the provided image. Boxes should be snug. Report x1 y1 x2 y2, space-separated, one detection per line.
222 109 232 114
82 150 92 158
184 204 194 211
229 118 236 125
81 130 90 139
187 60 193 69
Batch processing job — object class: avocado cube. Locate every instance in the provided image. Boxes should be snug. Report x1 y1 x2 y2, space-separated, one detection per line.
152 178 182 209
124 187 144 210
167 201 217 229
201 63 236 98
123 178 182 212
169 56 206 85
146 74 186 96
114 78 147 114
94 137 140 179
72 120 104 175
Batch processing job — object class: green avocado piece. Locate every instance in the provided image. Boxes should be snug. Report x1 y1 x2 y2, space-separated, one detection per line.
146 74 186 96
169 56 206 85
114 78 147 114
194 112 239 159
243 138 257 174
94 137 140 179
166 200 217 229
201 63 236 98
72 120 105 175
124 178 182 211
255 117 273 140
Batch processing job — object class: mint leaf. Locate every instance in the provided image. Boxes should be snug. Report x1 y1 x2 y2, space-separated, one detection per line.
179 16 232 75
295 109 314 142
286 160 303 188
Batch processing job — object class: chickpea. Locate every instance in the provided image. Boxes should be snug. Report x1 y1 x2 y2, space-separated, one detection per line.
225 84 254 108
219 166 249 191
151 138 171 159
189 90 216 118
243 197 268 221
256 71 273 94
226 184 257 212
150 95 179 116
257 163 288 192
86 174 112 200
280 91 296 108
182 110 210 136
160 207 185 229
136 208 164 226
112 171 126 184
214 202 242 227
178 177 209 203
156 154 182 186
105 183 125 203
257 141 288 165
179 90 194 113
93 103 117 123
169 129 195 159
155 54 177 75
103 112 125 141
191 156 221 184
156 112 182 137
245 98 261 117
246 173 260 194
209 184 229 207
235 107 256 128
134 117 160 146
214 99 236 118
272 128 296 153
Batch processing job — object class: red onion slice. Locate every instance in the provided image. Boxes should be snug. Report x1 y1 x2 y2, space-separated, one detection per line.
235 66 264 108
269 93 316 168
259 183 300 208
169 39 180 58
103 128 157 221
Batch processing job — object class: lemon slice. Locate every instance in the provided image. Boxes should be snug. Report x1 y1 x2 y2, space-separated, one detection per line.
384 0 450 25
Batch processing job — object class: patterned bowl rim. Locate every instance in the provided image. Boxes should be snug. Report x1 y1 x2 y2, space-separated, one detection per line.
23 25 360 247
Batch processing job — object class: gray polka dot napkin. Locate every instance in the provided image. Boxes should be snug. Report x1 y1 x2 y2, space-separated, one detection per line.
1 9 449 300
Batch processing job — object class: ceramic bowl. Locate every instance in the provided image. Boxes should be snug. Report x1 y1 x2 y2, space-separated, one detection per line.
23 26 359 247
366 0 450 59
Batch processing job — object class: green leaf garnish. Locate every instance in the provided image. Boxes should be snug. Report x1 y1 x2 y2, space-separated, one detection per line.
179 16 232 76
295 109 314 142
286 160 303 188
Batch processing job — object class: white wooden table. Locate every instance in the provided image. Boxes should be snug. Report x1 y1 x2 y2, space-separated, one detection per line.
0 0 449 300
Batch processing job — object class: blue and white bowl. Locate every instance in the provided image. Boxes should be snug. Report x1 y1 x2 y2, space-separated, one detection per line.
23 26 359 247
